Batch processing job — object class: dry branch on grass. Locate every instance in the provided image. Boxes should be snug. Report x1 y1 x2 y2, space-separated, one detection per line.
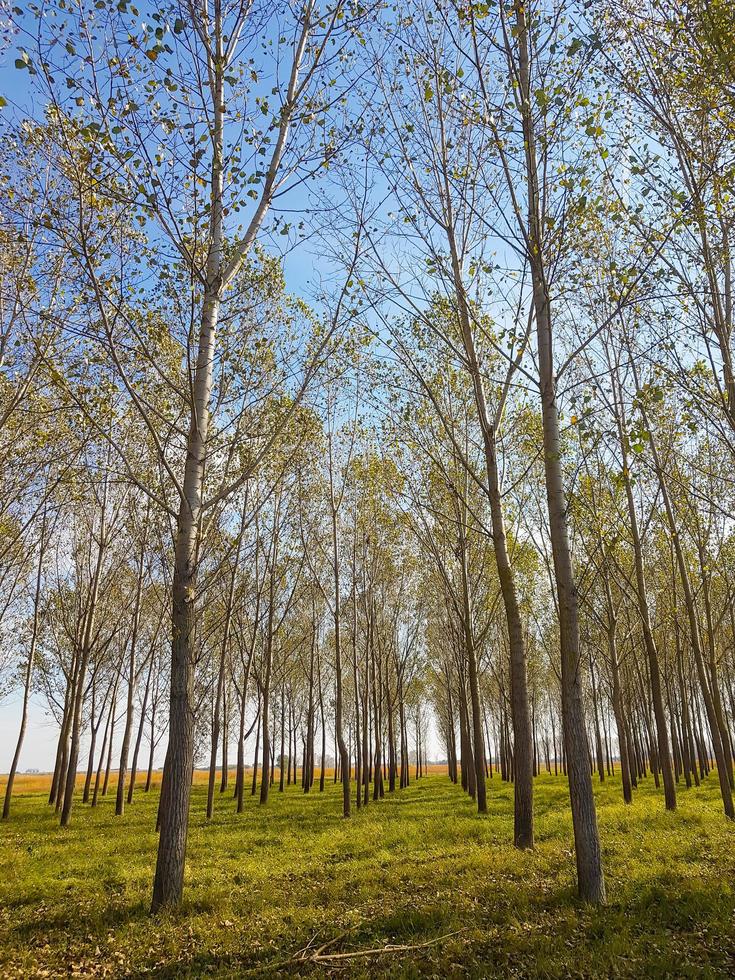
290 928 466 964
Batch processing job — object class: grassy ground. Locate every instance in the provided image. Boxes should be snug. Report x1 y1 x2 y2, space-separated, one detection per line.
1 769 734 978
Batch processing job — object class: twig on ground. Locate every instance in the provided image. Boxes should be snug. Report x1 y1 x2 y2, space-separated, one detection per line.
291 928 466 964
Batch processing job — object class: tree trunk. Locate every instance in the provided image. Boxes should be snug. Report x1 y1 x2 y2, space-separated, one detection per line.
93 670 119 807
329 441 350 817
128 647 155 805
642 411 734 819
614 394 676 810
61 485 108 828
457 511 487 814
251 697 261 795
279 686 286 792
512 0 604 901
3 515 46 819
445 195 533 846
116 511 148 816
208 502 244 819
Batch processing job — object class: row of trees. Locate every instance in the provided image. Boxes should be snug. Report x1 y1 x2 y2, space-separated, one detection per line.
1 0 734 912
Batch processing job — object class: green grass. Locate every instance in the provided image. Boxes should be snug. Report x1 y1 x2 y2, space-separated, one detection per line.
1 770 734 977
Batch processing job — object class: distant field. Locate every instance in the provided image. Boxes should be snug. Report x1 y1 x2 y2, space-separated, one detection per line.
1 772 734 978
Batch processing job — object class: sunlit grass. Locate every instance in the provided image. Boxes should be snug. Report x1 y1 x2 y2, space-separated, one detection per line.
1 769 734 977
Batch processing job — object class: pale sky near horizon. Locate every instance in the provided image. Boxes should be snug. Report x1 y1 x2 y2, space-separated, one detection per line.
1 695 59 773
0 692 442 774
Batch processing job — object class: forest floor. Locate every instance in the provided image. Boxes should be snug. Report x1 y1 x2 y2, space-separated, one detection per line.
0 769 734 978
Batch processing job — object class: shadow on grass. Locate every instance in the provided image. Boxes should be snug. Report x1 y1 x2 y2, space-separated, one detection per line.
5 897 151 945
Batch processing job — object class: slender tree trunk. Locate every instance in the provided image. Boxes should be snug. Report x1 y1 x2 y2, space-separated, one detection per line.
61 486 108 828
4 517 46 819
699 553 735 789
641 413 734 819
146 700 157 792
588 650 605 783
260 556 277 806
93 671 120 807
445 201 533 846
251 697 261 796
49 679 73 807
329 439 350 818
352 586 362 807
614 394 676 809
513 0 603 900
387 681 396 793
279 686 286 792
318 655 326 793
102 686 118 797
83 702 99 805
150 12 231 906
304 623 315 794
220 681 229 793
117 510 148 816
610 644 632 804
128 647 155 805
208 502 244 819
457 511 487 814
